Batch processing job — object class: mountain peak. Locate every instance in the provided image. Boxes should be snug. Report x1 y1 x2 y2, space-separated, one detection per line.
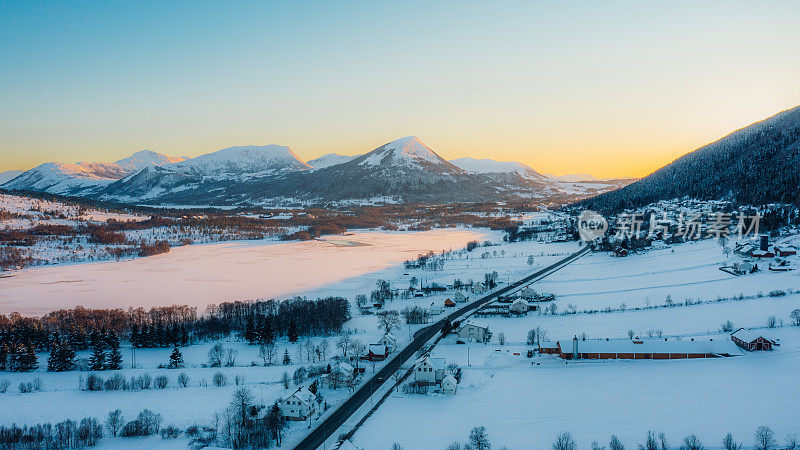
114 150 187 172
358 136 452 168
174 144 312 176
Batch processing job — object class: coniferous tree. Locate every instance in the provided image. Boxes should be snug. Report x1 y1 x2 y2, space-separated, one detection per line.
17 343 38 372
47 340 61 372
168 347 184 369
282 348 291 365
105 333 123 370
244 317 256 343
89 341 106 371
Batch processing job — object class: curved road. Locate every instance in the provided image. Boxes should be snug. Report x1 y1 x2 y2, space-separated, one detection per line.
295 245 591 450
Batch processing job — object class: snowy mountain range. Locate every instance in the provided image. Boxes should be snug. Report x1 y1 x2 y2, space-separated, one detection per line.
2 137 632 206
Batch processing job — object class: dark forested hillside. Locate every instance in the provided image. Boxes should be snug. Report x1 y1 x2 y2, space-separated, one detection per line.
580 106 800 213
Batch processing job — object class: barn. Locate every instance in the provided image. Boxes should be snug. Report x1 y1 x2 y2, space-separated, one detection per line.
730 328 778 351
444 298 456 308
774 245 797 257
559 336 741 360
538 341 561 355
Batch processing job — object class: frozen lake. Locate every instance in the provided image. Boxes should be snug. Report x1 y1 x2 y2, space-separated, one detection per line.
0 228 494 315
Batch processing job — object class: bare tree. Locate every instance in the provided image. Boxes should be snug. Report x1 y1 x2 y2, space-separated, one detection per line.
351 339 367 370
469 426 491 450
259 342 277 366
225 348 238 367
658 433 669 450
318 339 329 361
304 339 315 362
337 335 352 358
208 344 225 367
785 434 798 450
592 441 606 450
639 431 658 450
498 332 506 345
553 432 576 450
106 409 124 437
722 433 741 450
377 310 401 334
754 426 776 450
609 435 625 450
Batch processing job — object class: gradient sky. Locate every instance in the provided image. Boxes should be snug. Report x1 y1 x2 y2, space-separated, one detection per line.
1 1 799 178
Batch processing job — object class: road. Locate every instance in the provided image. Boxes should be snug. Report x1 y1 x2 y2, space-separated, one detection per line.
294 245 591 450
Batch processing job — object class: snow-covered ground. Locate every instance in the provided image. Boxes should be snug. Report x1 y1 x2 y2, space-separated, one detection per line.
350 238 800 450
4 224 800 449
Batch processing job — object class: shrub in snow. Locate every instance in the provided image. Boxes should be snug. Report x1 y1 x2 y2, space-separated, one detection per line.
154 375 168 389
104 374 126 391
177 372 189 387
121 409 162 437
18 378 43 394
213 372 227 387
0 417 103 448
0 379 9 393
159 425 181 439
85 373 104 391
681 434 703 450
721 320 735 332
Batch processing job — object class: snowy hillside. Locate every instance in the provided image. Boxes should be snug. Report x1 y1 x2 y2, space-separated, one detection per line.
0 170 23 185
356 136 456 170
113 150 187 172
1 150 187 196
171 145 311 177
450 157 547 180
308 153 357 169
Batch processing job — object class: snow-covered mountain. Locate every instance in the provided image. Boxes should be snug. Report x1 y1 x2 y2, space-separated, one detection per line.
2 137 634 205
1 150 188 196
545 173 599 182
308 153 357 170
114 150 187 172
449 157 547 180
355 136 455 170
172 145 310 178
0 170 24 185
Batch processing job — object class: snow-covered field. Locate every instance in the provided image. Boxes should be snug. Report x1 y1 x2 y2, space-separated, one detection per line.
0 228 497 315
351 238 800 450
3 223 800 450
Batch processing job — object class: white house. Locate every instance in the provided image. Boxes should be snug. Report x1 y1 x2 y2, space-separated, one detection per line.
323 362 353 389
454 291 468 303
509 298 530 315
457 320 489 342
280 386 317 421
414 354 446 385
471 283 486 294
441 374 458 395
429 304 444 315
378 332 397 353
519 286 537 300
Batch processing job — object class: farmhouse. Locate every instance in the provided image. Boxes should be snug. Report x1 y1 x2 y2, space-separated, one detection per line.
454 291 468 303
509 298 531 315
472 283 486 294
441 374 458 395
323 362 354 389
444 298 456 308
377 332 397 353
414 354 446 385
457 321 489 342
429 304 443 315
365 344 388 361
774 245 797 257
559 336 741 360
280 386 317 421
519 286 537 300
731 328 778 351
751 249 775 258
